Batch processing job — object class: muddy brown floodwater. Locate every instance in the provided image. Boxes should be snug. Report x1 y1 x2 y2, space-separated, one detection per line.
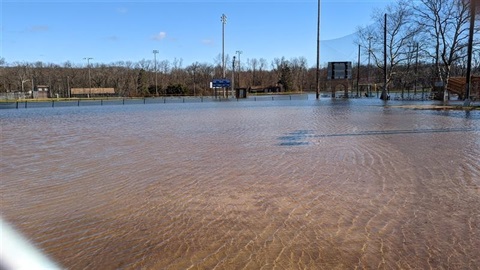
1 98 479 269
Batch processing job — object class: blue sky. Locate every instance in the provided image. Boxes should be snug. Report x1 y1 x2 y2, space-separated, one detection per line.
1 0 395 68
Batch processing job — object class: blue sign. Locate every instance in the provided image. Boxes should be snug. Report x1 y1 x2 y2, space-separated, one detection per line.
212 79 231 88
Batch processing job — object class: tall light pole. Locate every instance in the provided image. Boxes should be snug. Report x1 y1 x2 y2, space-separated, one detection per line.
316 0 321 99
221 14 227 98
84 57 93 98
236 50 242 88
153 50 159 96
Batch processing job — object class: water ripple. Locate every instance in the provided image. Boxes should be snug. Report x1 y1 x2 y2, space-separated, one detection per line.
1 101 479 269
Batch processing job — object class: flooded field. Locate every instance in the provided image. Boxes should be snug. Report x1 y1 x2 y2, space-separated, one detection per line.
1 97 479 269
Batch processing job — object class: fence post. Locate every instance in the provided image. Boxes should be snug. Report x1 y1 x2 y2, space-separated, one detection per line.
16 102 18 109
52 100 54 107
78 100 80 106
25 101 27 108
101 100 103 106
123 99 125 105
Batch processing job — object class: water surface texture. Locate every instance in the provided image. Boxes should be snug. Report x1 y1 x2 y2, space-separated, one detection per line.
1 98 479 269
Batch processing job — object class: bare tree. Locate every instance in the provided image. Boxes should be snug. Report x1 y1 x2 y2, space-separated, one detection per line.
158 60 170 94
258 58 269 86
413 0 471 99
196 63 215 96
290 57 308 91
247 58 258 86
186 62 200 96
357 0 420 92
136 59 152 71
171 58 185 84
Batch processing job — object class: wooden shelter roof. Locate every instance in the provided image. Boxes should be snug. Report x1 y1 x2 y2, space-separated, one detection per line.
71 88 115 95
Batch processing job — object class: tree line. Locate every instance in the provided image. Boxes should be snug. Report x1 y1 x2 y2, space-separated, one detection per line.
357 0 480 97
1 56 316 97
1 0 479 98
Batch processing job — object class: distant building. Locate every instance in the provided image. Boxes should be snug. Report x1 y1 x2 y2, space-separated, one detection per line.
248 85 282 93
32 85 50 99
235 88 248 99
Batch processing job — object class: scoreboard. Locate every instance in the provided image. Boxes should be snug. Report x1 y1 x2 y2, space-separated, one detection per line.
327 62 352 80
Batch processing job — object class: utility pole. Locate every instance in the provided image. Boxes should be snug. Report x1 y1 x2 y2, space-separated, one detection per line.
414 42 419 96
464 0 476 106
357 44 360 97
316 0 321 99
67 76 71 98
367 36 372 97
232 56 236 98
381 13 388 100
192 63 197 97
153 50 159 96
236 50 242 88
221 14 227 98
84 57 93 98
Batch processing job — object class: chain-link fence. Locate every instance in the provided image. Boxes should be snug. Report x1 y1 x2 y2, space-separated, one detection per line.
0 94 310 110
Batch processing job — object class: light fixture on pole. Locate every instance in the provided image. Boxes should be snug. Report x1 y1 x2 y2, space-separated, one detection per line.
221 14 227 79
83 57 93 98
153 50 159 96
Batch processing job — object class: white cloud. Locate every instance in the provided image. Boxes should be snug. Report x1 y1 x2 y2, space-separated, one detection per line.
201 39 214 46
116 7 128 14
152 32 167 41
28 25 49 32
107 35 119 41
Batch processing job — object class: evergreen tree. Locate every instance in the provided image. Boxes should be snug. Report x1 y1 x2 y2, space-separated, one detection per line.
137 68 149 96
165 83 187 95
278 61 293 91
